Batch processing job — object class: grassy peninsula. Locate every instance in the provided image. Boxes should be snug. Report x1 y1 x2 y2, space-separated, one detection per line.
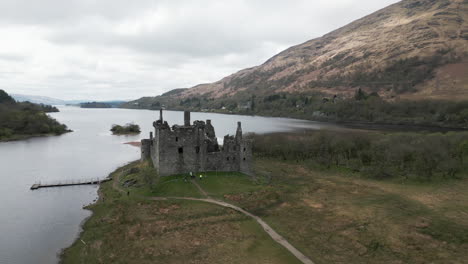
0 90 70 141
61 161 300 264
62 129 468 264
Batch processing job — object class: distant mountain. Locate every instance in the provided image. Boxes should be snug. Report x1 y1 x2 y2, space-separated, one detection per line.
11 94 129 106
125 0 468 110
11 94 67 105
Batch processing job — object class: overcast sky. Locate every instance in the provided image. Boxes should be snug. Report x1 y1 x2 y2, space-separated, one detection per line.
0 0 400 100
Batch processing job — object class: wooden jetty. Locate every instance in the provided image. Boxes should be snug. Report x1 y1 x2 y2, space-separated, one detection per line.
30 178 111 190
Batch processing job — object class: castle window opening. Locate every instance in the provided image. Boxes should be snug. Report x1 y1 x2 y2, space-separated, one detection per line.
195 146 200 153
227 157 230 161
243 157 246 161
175 137 178 142
178 147 183 154
243 148 246 152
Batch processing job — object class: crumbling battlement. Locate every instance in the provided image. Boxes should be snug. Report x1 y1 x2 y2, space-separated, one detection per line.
141 110 252 176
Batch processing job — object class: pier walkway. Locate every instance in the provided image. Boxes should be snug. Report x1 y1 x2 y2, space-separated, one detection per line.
30 178 111 190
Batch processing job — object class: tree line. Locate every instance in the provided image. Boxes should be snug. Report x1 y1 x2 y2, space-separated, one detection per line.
123 88 468 129
251 130 468 181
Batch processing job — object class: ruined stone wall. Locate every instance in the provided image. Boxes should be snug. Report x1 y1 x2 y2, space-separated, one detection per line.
157 125 207 176
203 135 252 175
222 137 241 172
140 139 151 161
150 132 159 174
239 140 253 175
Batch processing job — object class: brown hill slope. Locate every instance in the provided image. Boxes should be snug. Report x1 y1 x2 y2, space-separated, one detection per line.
175 0 468 101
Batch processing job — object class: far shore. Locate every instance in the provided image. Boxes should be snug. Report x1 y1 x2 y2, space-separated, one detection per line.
117 106 468 133
0 130 72 143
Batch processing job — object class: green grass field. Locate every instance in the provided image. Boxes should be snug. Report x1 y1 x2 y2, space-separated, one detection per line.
195 171 265 198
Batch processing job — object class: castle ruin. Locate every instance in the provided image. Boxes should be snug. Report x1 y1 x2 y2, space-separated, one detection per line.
141 110 252 176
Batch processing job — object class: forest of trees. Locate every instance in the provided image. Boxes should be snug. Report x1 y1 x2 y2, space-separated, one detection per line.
214 89 468 129
316 90 468 128
0 90 70 141
110 123 141 134
252 130 468 181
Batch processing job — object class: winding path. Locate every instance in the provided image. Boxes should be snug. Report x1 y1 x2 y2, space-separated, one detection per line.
113 172 314 264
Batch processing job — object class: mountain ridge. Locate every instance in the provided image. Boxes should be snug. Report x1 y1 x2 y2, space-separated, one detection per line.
123 0 468 127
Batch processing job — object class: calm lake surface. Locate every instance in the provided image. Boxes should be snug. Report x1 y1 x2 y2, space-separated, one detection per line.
0 106 340 264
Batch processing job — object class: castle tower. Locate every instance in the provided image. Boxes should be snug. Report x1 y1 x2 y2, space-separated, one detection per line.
184 111 190 126
235 122 242 143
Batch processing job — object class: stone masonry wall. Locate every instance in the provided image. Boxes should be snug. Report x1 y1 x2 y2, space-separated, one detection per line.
140 139 151 161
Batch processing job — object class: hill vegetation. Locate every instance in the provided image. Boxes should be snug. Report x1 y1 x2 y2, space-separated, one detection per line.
0 90 70 141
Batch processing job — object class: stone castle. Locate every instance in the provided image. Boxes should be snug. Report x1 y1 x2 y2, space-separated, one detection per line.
141 110 252 176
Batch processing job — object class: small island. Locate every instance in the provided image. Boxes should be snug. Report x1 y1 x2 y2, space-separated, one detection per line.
110 123 141 135
0 89 71 142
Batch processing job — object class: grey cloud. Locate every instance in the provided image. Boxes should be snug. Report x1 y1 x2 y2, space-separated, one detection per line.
45 0 400 59
0 0 401 100
0 0 158 24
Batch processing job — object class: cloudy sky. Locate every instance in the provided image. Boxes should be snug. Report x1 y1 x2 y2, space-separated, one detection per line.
0 0 400 100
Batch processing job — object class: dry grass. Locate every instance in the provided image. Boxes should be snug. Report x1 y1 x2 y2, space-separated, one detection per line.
235 158 468 264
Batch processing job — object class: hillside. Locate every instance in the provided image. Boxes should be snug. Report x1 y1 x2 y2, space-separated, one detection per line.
123 0 468 128
186 0 468 99
0 90 71 141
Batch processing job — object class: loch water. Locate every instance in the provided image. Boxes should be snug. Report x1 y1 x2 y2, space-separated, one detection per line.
0 106 339 264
